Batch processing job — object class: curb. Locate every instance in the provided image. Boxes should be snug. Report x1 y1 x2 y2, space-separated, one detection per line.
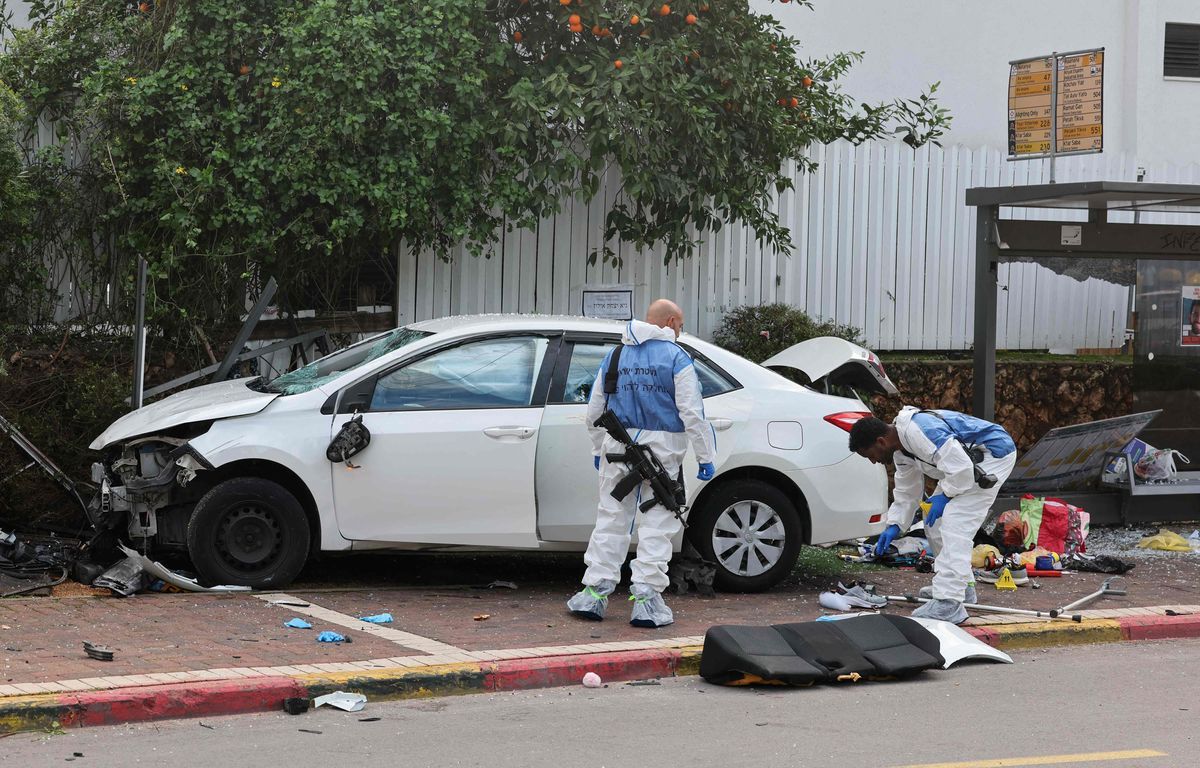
2 613 1197 735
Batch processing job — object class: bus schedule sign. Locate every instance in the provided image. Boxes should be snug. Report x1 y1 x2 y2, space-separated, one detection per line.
1008 48 1103 160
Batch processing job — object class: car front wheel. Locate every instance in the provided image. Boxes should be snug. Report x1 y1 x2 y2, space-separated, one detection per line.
186 477 311 589
688 479 803 593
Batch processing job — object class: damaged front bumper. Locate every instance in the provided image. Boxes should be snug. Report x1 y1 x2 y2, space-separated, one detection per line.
91 439 214 542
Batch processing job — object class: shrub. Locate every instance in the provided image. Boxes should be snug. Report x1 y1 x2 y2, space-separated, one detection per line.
711 303 862 363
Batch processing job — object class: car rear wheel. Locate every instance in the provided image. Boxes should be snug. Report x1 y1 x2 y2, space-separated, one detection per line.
688 479 803 593
186 477 310 589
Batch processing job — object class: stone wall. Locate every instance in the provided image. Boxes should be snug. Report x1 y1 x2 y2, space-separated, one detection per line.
867 361 1133 451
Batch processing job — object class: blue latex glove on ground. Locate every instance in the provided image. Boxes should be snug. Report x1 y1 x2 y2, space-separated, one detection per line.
924 493 950 528
697 462 715 481
594 455 601 471
874 524 901 557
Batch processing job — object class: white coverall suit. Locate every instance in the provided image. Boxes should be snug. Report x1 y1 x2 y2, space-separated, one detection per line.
581 320 716 592
886 407 1018 602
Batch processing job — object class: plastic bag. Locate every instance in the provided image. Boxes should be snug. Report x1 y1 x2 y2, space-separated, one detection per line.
971 544 1001 569
992 509 1030 551
1137 529 1193 552
1134 449 1190 482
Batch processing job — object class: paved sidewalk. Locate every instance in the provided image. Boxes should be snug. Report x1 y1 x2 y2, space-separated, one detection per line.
1 552 1198 733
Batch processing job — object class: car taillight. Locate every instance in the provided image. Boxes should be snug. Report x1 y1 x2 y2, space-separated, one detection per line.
824 411 871 432
868 513 883 524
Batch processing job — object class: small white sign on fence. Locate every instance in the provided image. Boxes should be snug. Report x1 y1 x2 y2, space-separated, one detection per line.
582 284 634 320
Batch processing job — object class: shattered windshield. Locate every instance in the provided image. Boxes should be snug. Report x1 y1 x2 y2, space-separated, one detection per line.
266 328 432 395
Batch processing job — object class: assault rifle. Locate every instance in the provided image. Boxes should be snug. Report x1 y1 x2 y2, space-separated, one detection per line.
593 409 688 526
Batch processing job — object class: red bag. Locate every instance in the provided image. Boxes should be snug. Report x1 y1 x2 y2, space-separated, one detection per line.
1036 498 1071 555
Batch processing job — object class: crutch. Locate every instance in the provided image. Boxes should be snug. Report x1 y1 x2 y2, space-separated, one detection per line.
884 594 1086 622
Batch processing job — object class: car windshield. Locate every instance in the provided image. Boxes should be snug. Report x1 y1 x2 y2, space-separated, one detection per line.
265 327 432 395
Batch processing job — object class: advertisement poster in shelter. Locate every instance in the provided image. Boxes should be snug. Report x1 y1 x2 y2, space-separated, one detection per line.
1183 285 1200 347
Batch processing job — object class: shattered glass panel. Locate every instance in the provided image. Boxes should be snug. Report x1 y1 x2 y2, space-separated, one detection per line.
267 328 431 395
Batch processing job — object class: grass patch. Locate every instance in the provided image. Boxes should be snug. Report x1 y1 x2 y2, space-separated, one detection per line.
792 545 885 580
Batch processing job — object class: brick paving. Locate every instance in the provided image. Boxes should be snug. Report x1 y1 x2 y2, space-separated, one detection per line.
1 551 1197 693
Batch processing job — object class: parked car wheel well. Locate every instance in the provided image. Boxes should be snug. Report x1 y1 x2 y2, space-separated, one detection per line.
691 466 811 544
202 460 322 555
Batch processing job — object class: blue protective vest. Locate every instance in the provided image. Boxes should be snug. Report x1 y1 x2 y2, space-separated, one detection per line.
910 409 1016 458
600 339 696 433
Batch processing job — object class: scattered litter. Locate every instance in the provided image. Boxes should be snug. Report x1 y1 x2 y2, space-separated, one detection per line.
818 592 856 612
473 614 491 621
358 613 393 624
314 691 367 712
118 545 251 593
284 618 313 629
298 728 322 734
626 679 661 686
1166 609 1192 617
92 557 148 597
358 717 381 722
317 631 351 643
269 599 311 607
82 641 115 661
581 672 603 688
485 580 518 590
1137 529 1193 552
1066 553 1135 574
199 722 215 730
283 697 310 715
815 612 877 622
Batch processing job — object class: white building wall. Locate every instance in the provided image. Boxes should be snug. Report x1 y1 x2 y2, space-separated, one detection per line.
758 0 1200 167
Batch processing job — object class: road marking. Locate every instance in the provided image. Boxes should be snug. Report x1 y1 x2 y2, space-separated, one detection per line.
256 592 464 654
894 749 1167 768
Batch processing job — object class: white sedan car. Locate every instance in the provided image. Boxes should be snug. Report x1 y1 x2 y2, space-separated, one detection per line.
89 315 896 592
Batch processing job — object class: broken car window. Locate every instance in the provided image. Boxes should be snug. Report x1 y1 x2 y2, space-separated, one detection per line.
267 328 432 395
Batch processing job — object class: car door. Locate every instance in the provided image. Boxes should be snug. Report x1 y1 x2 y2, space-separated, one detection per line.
331 333 558 548
535 337 741 542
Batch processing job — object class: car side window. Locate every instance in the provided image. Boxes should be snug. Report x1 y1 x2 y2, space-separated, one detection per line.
559 342 616 403
692 357 737 398
371 336 549 411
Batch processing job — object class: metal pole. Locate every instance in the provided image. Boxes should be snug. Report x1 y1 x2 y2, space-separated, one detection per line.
131 257 148 409
1048 51 1058 184
972 206 998 420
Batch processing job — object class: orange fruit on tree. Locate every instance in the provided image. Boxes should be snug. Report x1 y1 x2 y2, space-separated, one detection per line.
685 13 697 24
569 14 581 25
789 96 799 108
802 76 814 88
239 64 251 76
659 4 671 16
592 24 601 34
138 1 150 12
630 13 640 24
513 31 523 43
559 0 571 5
614 59 623 69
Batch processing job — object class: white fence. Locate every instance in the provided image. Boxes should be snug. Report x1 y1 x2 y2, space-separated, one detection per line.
397 141 1200 351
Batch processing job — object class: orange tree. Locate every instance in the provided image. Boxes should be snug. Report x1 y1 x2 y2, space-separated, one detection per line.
0 0 948 329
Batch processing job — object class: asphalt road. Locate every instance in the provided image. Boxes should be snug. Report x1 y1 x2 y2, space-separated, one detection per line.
7 640 1198 767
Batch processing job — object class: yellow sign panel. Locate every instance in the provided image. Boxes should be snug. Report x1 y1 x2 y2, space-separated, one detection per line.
1009 48 1103 157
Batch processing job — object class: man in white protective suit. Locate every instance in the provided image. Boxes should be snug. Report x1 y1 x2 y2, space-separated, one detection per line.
567 299 717 628
848 407 1017 625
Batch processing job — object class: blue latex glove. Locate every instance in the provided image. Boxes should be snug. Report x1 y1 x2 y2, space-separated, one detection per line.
924 493 950 528
697 462 715 481
873 524 900 557
594 455 601 471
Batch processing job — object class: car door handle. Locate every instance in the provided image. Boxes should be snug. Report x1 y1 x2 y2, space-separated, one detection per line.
710 418 733 431
483 426 537 441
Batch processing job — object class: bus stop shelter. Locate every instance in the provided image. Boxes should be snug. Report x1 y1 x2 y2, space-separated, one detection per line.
967 181 1200 523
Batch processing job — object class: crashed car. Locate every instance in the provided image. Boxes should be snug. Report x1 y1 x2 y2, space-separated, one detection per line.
89 315 898 592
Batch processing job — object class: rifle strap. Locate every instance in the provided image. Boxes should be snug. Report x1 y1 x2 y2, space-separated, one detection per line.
603 344 623 395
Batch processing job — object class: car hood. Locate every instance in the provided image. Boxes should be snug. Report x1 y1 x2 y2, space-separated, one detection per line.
89 379 279 450
760 337 899 396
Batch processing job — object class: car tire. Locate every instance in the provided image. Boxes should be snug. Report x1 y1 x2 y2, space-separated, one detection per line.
687 479 803 593
186 477 311 589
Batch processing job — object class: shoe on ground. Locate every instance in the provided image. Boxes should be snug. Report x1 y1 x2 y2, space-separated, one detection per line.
975 565 1029 586
837 581 888 609
911 598 969 625
629 584 674 628
567 579 616 621
919 583 977 604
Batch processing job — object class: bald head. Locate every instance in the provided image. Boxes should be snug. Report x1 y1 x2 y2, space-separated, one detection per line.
646 298 684 338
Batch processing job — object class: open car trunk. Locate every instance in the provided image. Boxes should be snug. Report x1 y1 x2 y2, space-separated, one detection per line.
760 337 899 396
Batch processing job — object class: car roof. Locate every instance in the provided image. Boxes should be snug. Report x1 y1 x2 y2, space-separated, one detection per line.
408 314 629 335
